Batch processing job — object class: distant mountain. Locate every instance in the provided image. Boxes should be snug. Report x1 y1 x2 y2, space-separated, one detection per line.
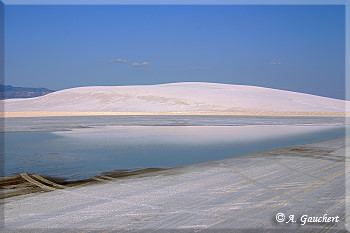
2 82 346 113
0 84 55 99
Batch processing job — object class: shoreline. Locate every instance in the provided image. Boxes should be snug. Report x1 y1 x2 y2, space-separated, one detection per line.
0 168 167 199
1 110 349 118
2 136 347 231
1 136 346 200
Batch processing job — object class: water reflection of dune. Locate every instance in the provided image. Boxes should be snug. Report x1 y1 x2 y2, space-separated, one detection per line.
54 125 345 145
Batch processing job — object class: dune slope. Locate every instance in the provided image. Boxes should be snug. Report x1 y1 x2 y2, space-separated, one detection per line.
2 82 346 113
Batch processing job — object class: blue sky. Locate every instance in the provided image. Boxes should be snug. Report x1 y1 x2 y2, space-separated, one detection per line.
5 5 345 99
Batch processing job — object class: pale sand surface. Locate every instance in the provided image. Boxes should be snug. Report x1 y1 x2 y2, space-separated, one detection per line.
2 83 347 113
1 111 349 118
2 137 348 232
2 82 348 118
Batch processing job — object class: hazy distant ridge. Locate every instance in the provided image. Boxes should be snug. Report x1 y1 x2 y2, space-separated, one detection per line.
0 84 55 99
2 82 346 113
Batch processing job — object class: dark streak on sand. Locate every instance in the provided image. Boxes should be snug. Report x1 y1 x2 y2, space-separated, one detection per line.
0 168 167 199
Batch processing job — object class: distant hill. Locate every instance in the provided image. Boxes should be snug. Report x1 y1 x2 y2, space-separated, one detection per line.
0 84 55 99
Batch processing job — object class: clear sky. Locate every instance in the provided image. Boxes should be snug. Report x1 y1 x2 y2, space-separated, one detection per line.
5 5 345 99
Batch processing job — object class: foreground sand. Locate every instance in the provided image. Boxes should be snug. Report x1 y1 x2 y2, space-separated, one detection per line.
2 137 348 232
1 110 348 117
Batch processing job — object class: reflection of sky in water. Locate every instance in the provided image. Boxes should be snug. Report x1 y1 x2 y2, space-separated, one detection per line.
3 125 346 181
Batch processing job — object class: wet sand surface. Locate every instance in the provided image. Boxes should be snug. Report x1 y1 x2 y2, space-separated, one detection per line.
1 110 348 118
0 168 167 199
1 137 349 232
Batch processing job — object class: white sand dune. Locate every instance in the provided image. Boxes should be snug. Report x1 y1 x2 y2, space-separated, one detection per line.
1 82 346 114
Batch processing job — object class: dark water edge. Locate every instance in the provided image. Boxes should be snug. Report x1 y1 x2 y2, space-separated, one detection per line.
0 168 168 199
